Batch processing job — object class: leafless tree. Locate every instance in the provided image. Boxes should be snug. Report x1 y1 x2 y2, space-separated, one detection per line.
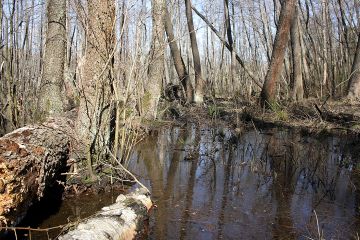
260 0 296 106
39 0 67 116
185 0 204 103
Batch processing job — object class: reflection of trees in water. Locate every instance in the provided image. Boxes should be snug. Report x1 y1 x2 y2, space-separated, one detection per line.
179 125 201 240
132 126 360 239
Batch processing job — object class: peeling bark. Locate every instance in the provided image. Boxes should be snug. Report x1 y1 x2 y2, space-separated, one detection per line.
0 117 73 227
59 188 152 240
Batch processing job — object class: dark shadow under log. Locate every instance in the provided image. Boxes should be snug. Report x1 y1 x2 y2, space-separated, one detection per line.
0 117 73 227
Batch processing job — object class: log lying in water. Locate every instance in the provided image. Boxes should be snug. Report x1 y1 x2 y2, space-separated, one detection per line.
0 117 73 227
59 188 152 240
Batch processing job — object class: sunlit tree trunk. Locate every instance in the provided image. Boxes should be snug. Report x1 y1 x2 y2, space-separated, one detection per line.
76 0 115 177
164 5 194 103
185 0 204 103
260 0 296 106
290 3 304 101
142 0 165 119
321 0 328 98
39 0 66 116
347 33 360 99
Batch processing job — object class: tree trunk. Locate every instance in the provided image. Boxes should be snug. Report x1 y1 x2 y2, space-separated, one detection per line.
164 5 194 103
185 0 204 103
290 3 304 101
142 0 165 119
59 189 152 240
347 32 360 99
0 118 72 227
76 0 115 176
260 0 296 106
39 0 67 116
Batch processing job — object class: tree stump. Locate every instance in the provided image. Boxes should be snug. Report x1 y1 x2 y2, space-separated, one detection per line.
0 117 73 227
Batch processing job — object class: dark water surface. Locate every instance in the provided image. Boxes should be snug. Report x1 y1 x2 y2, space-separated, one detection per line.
127 125 360 240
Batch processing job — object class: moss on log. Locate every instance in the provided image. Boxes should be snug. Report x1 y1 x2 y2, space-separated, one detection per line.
59 188 152 240
0 117 73 227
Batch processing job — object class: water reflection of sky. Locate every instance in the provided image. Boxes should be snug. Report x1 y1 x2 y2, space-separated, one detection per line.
128 125 360 240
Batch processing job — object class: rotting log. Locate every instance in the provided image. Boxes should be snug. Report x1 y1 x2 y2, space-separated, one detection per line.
0 117 73 227
59 188 152 240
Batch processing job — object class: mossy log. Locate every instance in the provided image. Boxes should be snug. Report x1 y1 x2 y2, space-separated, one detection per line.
0 117 73 227
59 188 152 240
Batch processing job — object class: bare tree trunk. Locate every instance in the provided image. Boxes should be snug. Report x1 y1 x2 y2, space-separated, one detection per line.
321 0 328 98
76 0 115 177
142 0 165 119
39 0 66 116
290 3 304 101
164 5 194 103
185 0 204 103
260 0 296 106
224 0 235 93
347 32 360 99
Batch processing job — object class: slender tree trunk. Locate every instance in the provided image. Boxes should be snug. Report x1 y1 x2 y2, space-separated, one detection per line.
163 5 194 103
321 0 328 98
224 0 235 93
185 0 204 103
39 0 67 116
347 32 360 99
142 0 165 119
290 3 304 101
260 0 296 106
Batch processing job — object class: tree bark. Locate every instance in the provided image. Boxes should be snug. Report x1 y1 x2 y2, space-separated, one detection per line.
0 118 72 227
59 189 152 240
260 0 296 106
142 0 165 119
185 0 204 103
164 5 194 103
347 32 360 99
39 0 67 116
290 3 304 101
76 0 115 176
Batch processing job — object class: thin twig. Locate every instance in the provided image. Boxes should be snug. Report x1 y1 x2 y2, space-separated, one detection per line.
107 148 150 193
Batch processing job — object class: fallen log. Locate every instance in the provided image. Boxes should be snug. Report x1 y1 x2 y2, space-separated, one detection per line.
0 117 73 227
59 188 152 240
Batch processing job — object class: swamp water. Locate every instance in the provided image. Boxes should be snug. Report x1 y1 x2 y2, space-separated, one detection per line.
127 125 360 240
10 125 360 239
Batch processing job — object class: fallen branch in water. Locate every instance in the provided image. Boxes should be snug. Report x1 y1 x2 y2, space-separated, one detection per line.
59 188 152 240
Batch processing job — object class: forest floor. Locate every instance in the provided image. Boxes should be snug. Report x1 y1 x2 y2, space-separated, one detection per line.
163 98 360 137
